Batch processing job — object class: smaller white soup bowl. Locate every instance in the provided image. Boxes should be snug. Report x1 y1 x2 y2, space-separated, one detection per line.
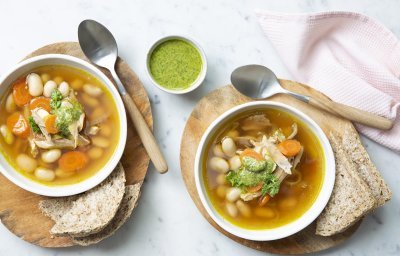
0 54 127 197
194 101 335 241
146 35 207 94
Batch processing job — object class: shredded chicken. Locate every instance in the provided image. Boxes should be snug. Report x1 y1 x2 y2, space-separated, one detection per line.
241 114 271 131
31 108 51 141
88 125 100 136
34 138 75 149
28 138 38 158
251 135 292 174
240 192 262 201
287 123 298 140
292 146 304 170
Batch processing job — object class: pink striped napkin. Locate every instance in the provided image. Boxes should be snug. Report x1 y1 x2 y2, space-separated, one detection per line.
255 10 400 152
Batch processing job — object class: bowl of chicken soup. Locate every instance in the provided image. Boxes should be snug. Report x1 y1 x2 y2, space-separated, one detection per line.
0 54 127 197
194 101 335 241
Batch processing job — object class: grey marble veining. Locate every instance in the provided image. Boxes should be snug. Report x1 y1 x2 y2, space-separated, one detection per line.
0 0 399 255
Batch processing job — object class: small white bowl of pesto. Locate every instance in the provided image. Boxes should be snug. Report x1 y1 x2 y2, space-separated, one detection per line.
146 35 207 94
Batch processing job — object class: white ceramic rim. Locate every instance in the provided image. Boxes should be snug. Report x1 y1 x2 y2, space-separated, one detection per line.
0 54 127 197
194 101 335 241
146 35 207 94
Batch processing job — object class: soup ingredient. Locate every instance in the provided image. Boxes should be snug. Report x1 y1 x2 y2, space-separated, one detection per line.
88 147 103 159
212 144 225 158
221 137 236 157
39 165 126 237
226 202 238 218
44 115 59 134
13 79 32 107
0 125 14 145
43 80 58 97
240 148 264 161
278 139 302 157
71 79 84 90
83 84 103 97
226 187 241 202
28 116 41 134
50 89 63 109
41 149 62 163
258 195 271 207
149 39 202 90
5 94 16 113
41 73 51 83
6 112 30 138
58 151 88 172
209 157 229 173
29 97 52 112
53 76 63 85
58 81 70 97
254 207 275 219
16 154 37 173
92 137 110 148
53 100 83 138
228 155 241 171
34 167 55 181
236 200 251 218
26 73 44 96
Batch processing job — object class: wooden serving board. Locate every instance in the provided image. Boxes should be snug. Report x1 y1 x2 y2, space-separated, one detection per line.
180 83 363 255
0 42 153 247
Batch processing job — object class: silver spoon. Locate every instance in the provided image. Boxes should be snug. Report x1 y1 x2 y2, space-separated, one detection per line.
78 20 168 173
231 65 393 130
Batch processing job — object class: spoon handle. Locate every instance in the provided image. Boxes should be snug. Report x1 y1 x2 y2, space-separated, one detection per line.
308 97 393 130
110 69 168 174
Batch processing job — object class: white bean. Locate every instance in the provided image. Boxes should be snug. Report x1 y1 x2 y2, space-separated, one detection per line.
254 207 275 218
26 73 43 96
212 144 225 158
92 136 110 148
209 157 229 173
0 125 14 145
236 200 252 218
53 76 63 85
55 168 74 178
43 80 57 97
58 81 70 97
216 173 227 185
34 167 55 181
216 186 227 198
41 73 51 83
5 94 16 113
81 93 99 107
226 129 239 138
226 202 238 218
88 147 103 159
41 149 62 163
226 187 241 202
71 79 84 90
228 155 241 171
100 124 112 136
221 137 236 157
83 84 103 97
16 154 37 173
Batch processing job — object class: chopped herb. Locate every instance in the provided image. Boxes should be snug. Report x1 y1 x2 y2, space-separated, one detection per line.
261 175 280 196
52 99 83 138
50 89 63 110
28 116 41 134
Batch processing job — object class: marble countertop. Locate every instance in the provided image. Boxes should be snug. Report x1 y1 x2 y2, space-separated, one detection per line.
0 0 399 255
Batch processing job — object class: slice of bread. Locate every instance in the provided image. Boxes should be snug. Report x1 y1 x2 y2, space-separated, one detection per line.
71 184 141 246
341 129 392 207
316 133 376 236
39 163 126 237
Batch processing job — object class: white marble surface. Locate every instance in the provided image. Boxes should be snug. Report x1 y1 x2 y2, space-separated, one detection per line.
0 0 399 255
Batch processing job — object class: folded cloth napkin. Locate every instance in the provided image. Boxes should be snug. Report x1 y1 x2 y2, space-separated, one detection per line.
255 10 400 152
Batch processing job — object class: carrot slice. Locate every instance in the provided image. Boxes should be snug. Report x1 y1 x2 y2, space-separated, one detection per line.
278 139 302 157
247 182 263 193
29 97 51 112
240 148 264 161
44 114 58 134
258 195 271 207
12 79 32 107
58 151 88 172
6 112 30 138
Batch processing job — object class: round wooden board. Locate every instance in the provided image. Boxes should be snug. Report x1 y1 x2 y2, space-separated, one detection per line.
0 42 153 247
180 82 362 255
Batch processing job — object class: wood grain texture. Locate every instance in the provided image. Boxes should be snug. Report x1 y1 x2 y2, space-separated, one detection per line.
0 42 153 247
180 82 363 255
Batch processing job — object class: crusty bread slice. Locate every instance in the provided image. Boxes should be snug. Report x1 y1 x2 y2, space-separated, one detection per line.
341 129 392 207
39 163 126 237
316 133 376 236
71 184 141 246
